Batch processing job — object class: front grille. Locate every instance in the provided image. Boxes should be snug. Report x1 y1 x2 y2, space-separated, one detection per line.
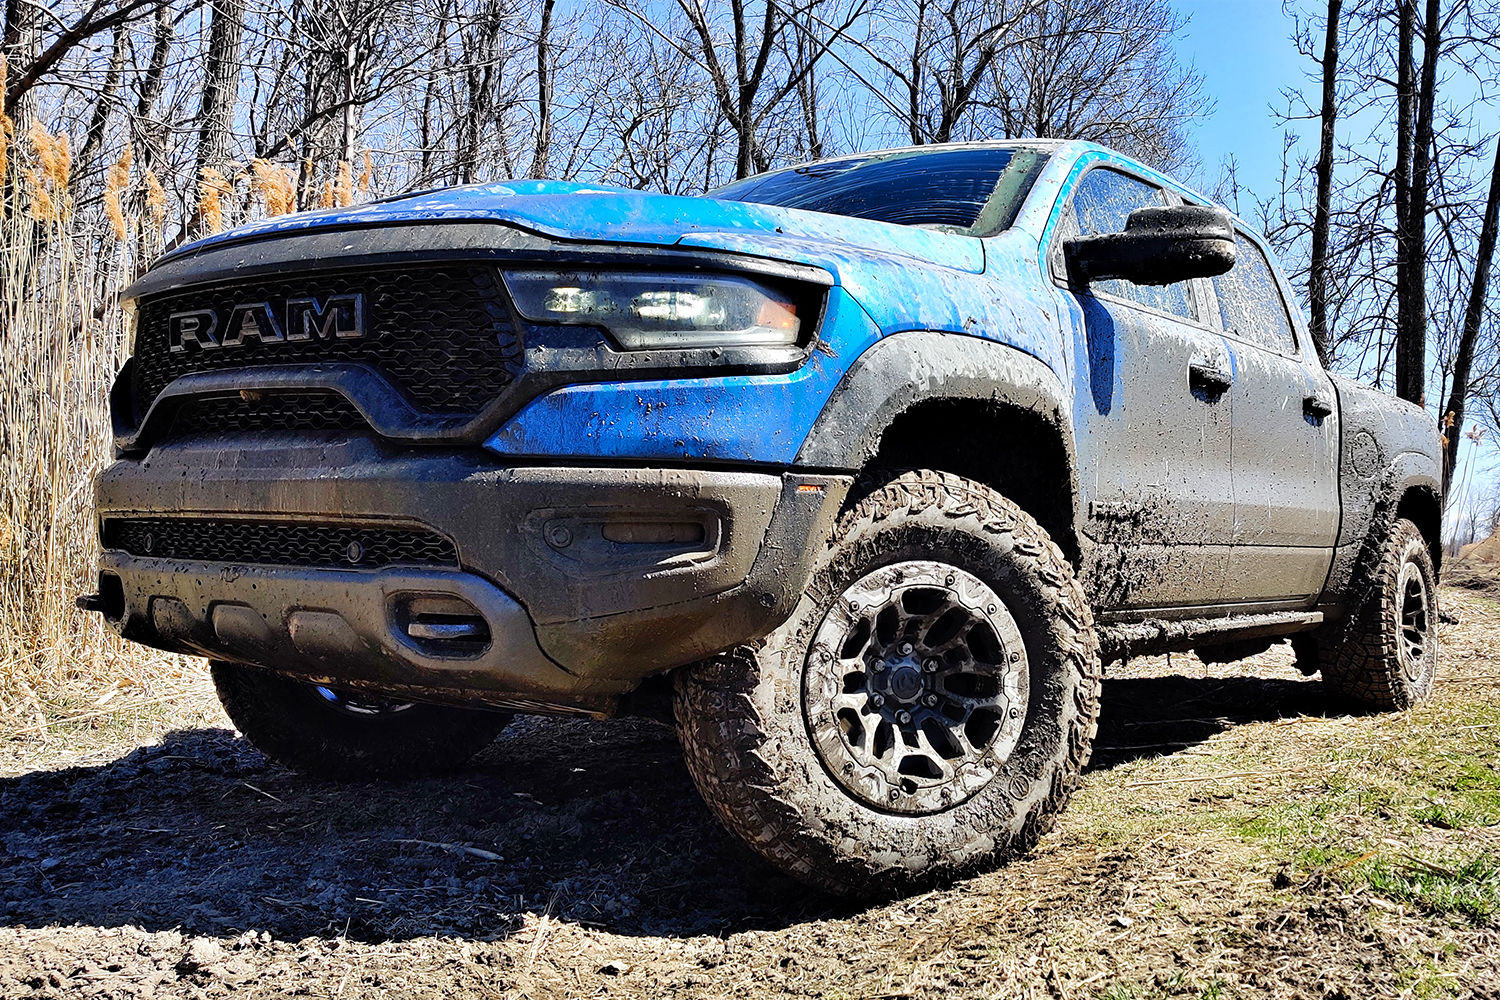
167 392 368 438
103 517 459 569
132 264 523 418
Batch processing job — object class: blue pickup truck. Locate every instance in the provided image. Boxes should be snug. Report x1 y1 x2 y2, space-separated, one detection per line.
82 140 1443 896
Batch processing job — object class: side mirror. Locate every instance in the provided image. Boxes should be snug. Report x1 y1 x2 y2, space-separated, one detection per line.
1064 205 1236 287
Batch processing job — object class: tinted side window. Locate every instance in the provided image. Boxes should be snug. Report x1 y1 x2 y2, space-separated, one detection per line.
1212 236 1297 354
1069 168 1195 321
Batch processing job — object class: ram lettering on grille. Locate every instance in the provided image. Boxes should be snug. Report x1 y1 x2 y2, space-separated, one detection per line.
168 295 365 353
132 265 524 417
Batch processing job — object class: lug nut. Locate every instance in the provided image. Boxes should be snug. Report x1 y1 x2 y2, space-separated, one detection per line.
871 694 885 707
899 642 913 656
923 693 939 708
872 660 886 672
896 710 912 725
923 657 940 672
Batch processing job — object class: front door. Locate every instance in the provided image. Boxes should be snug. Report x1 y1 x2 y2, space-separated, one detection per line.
1054 167 1238 613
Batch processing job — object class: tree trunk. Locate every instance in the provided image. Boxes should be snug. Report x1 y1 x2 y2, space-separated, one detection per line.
134 2 174 172
2 0 39 132
1392 0 1418 400
191 0 247 235
1308 0 1341 367
197 0 246 173
1396 0 1441 404
527 0 556 179
72 22 127 196
1439 138 1500 496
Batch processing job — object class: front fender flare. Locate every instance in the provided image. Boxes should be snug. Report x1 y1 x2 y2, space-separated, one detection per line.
795 330 1076 471
793 331 1082 556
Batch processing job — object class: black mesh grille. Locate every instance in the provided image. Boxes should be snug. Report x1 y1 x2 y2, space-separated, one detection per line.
167 392 368 438
103 517 459 569
132 264 523 417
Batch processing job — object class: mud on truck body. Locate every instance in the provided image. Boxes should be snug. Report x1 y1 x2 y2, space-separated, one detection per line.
81 140 1443 897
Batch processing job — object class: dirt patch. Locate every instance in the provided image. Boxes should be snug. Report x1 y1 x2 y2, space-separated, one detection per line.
1 589 1498 998
1458 531 1500 564
1447 558 1500 601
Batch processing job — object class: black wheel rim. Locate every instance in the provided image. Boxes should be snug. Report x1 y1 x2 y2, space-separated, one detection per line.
1397 561 1431 681
803 560 1029 815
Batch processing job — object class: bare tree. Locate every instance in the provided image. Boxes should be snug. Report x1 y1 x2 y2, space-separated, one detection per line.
618 0 864 179
1440 138 1500 493
977 0 1209 172
1307 0 1342 367
195 0 247 180
859 0 1039 146
527 0 556 178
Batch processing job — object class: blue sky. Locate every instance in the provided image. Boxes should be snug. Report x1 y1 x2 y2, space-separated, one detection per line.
1172 0 1315 204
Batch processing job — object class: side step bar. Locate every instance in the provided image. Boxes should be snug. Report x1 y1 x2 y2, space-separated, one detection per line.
1096 611 1323 662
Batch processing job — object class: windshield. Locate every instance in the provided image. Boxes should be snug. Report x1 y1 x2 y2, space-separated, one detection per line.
708 146 1049 234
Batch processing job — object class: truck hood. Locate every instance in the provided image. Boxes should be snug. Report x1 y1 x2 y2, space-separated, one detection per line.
164 179 986 275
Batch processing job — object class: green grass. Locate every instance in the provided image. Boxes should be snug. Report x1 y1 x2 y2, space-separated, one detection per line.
1363 852 1500 925
1216 694 1500 925
1091 977 1234 1000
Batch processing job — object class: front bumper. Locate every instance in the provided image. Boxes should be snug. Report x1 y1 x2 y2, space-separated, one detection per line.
94 435 849 714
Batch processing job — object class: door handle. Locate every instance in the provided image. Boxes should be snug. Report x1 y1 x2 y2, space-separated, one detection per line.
1303 394 1335 418
1188 360 1233 396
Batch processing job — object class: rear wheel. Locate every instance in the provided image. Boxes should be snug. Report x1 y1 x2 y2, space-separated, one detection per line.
211 661 512 780
1317 517 1439 710
673 470 1101 897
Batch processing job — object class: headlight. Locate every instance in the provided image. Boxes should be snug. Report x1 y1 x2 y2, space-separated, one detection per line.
503 271 801 350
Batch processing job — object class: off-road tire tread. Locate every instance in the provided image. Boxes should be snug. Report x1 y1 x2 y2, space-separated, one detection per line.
211 661 511 781
1318 517 1437 711
674 469 1101 897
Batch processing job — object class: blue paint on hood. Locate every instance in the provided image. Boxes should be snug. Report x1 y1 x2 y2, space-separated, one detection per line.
165 179 986 274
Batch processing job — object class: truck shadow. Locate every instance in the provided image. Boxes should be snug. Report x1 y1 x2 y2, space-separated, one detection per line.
0 673 1328 943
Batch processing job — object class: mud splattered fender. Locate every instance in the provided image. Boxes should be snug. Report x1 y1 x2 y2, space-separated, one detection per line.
1317 373 1443 622
793 330 1080 537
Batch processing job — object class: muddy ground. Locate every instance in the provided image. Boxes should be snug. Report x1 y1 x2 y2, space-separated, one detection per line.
1 588 1497 998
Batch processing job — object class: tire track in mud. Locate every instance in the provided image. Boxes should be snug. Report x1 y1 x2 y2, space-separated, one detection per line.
0 716 832 944
0 667 1324 945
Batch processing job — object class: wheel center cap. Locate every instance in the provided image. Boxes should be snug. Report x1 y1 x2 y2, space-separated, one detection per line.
887 664 924 703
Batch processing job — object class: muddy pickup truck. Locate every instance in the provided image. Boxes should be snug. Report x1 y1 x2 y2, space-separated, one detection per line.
81 140 1443 897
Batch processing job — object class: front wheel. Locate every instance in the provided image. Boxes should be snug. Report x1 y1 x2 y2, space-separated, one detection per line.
673 470 1102 897
211 661 512 780
1317 517 1439 710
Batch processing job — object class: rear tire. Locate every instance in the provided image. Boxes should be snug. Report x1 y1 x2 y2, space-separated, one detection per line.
673 470 1101 897
211 661 512 780
1317 517 1439 710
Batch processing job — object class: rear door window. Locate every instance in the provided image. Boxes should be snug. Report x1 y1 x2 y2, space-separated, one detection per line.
1065 168 1196 322
1212 235 1299 355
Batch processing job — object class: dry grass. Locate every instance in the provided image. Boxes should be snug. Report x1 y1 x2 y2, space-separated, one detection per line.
0 129 359 726
0 121 191 724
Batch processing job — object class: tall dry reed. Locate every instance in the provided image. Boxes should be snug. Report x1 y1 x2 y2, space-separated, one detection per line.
0 121 182 720
0 129 352 721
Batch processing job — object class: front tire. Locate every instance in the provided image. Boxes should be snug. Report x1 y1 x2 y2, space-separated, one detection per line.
673 470 1101 897
1318 517 1439 710
211 661 512 780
